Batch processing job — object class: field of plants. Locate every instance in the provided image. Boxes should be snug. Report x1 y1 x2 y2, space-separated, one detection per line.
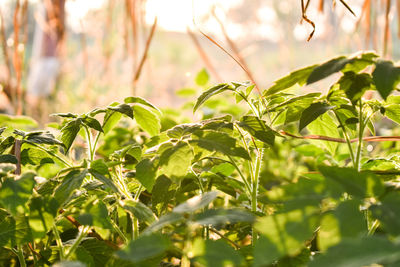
0 51 400 266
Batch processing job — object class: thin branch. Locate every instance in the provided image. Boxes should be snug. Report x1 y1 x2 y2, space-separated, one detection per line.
209 228 241 249
132 17 157 95
187 27 222 82
301 0 316 41
280 131 400 143
383 0 392 56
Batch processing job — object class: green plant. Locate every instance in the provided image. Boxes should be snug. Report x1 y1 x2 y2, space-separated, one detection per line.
1 52 400 266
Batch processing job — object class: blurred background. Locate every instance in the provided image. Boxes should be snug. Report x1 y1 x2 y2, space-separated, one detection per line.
0 0 399 122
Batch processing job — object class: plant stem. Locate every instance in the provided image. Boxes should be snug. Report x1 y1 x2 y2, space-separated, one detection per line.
333 111 356 167
12 246 26 267
53 224 65 260
355 99 364 171
227 155 252 197
65 226 90 259
83 126 93 162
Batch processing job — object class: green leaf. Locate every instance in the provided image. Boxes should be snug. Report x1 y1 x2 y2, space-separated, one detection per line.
21 148 54 165
133 105 160 136
28 195 59 239
80 239 114 267
60 119 82 153
0 154 17 164
239 115 276 146
77 198 112 229
318 199 366 251
264 65 316 96
309 236 400 267
25 131 64 146
307 113 339 155
338 72 372 104
115 233 170 263
195 68 210 86
88 169 120 194
0 212 32 247
190 130 250 160
53 169 88 205
307 56 351 84
176 87 197 97
370 192 400 235
173 191 218 213
166 123 201 139
372 60 400 100
0 136 15 154
124 96 160 113
0 172 36 216
136 158 158 192
192 239 244 267
193 83 233 113
319 166 384 198
0 114 38 128
254 206 319 266
144 212 184 233
384 104 400 125
121 199 156 224
81 116 103 132
299 102 334 131
159 141 193 179
52 112 78 118
107 103 134 119
193 208 255 225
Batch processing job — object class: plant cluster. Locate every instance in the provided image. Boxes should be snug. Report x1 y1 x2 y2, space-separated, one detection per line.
1 52 400 266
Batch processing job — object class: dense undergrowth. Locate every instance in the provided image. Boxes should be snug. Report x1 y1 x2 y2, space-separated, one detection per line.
1 51 400 266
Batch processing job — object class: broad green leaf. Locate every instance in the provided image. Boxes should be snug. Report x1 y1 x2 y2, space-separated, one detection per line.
80 239 114 267
151 176 173 210
124 96 160 113
193 208 255 225
318 199 366 251
25 131 64 146
173 191 218 213
90 159 109 175
384 104 400 125
77 198 112 229
0 136 15 154
53 169 88 205
338 72 372 104
190 130 250 160
88 169 120 194
28 195 59 239
307 113 339 155
0 172 35 216
264 65 316 96
299 102 334 131
81 116 103 132
102 111 122 134
372 60 400 100
159 141 193 179
136 158 158 192
166 123 201 139
239 115 276 146
267 92 321 112
370 192 400 235
121 199 156 224
107 103 134 119
133 105 160 136
319 166 384 198
176 87 197 97
309 236 400 267
21 148 54 165
0 114 38 128
307 56 351 84
192 239 244 267
195 68 210 86
0 154 17 164
144 212 184 233
60 119 82 153
115 233 170 263
254 206 319 266
341 52 377 73
193 83 233 113
0 212 32 248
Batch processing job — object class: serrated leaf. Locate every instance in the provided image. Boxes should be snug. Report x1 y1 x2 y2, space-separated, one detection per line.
166 123 201 139
299 102 334 131
21 148 54 165
124 96 160 113
0 136 15 154
28 195 59 239
60 119 82 153
264 65 316 96
173 191 218 213
338 72 372 104
133 105 160 136
88 169 120 194
239 115 276 146
307 56 352 84
190 130 250 160
81 116 103 132
136 158 158 192
372 60 400 100
307 113 339 155
54 169 88 205
193 84 233 113
121 200 156 224
0 172 36 215
0 212 32 247
159 141 193 179
107 104 133 119
77 199 112 229
195 69 209 86
25 131 64 146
